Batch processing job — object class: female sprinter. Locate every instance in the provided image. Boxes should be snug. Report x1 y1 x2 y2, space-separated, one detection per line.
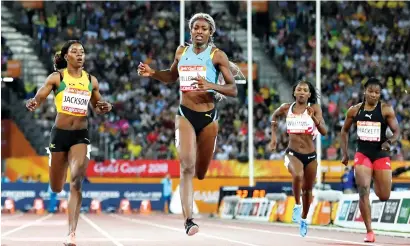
269 80 327 237
26 40 112 246
138 13 238 236
341 77 400 243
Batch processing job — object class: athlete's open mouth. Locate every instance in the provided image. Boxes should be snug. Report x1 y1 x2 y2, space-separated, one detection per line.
77 58 83 63
195 36 204 41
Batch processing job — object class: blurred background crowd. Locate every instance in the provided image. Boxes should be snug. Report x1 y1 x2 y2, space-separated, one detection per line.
2 1 409 165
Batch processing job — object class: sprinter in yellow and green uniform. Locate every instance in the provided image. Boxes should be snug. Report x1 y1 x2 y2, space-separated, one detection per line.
26 40 112 246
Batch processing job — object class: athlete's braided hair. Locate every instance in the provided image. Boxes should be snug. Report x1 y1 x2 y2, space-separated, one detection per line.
53 40 84 71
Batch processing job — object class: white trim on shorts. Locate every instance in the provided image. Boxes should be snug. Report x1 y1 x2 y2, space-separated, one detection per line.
46 145 91 167
284 155 291 169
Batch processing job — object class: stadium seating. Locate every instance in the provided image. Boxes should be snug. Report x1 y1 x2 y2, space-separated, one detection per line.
320 1 410 160
3 1 409 162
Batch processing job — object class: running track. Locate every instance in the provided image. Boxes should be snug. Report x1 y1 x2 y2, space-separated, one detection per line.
1 213 409 246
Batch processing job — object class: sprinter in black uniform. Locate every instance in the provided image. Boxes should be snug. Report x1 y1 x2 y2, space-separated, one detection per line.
341 77 400 243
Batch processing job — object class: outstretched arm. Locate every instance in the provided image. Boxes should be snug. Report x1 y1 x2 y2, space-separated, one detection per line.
26 72 59 111
138 46 184 84
89 75 112 114
340 106 357 165
271 103 290 134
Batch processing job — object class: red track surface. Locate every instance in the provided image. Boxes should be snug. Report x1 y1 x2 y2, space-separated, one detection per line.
1 213 409 246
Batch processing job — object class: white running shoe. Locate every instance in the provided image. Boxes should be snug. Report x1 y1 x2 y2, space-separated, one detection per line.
64 232 76 246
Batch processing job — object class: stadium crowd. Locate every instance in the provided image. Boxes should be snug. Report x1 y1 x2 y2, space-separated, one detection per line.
320 1 410 160
264 1 316 84
22 1 273 161
4 1 409 162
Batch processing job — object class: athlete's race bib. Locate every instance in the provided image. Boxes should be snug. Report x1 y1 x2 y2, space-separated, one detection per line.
179 65 206 91
286 115 313 134
357 121 381 142
61 88 91 115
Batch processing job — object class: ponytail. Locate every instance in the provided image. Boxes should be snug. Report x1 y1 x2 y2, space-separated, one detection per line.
53 40 83 71
53 51 67 71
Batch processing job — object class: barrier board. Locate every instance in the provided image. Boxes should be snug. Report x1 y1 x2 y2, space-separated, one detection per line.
1 183 164 211
220 196 289 222
334 191 410 232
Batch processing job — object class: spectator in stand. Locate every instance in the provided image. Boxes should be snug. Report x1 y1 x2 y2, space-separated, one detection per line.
321 1 410 161
161 173 173 214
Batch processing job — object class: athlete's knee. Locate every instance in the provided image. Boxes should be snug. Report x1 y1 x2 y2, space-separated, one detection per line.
181 164 195 176
50 183 63 193
179 154 196 175
196 170 206 180
293 172 304 182
302 189 312 196
70 174 84 191
358 185 370 198
377 192 390 201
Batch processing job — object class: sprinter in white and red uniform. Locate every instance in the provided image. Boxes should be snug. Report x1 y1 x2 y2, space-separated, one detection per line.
270 80 327 237
341 77 400 243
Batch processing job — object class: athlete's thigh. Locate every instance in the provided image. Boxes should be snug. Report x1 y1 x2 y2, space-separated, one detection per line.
49 152 69 191
372 158 392 200
175 115 197 167
354 153 373 193
195 121 219 180
68 144 89 178
354 165 373 196
285 154 304 177
302 160 318 190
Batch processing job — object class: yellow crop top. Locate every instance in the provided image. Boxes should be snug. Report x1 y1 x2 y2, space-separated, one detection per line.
54 69 93 116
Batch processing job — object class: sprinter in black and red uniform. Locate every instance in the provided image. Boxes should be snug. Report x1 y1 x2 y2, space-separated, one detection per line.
341 77 400 243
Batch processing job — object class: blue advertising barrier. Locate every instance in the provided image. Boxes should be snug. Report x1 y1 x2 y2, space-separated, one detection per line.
1 183 164 211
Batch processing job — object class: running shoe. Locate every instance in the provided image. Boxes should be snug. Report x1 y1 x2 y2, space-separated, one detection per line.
292 204 302 223
185 218 199 236
64 232 76 246
364 231 375 243
300 219 308 237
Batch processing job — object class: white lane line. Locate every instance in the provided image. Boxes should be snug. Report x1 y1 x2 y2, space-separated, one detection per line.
80 214 124 246
1 214 53 237
111 214 262 246
202 222 384 246
2 237 166 242
2 220 66 226
214 218 410 238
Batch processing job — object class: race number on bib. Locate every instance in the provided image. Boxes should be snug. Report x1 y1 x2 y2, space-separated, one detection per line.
286 115 313 134
61 88 91 115
179 66 206 91
357 121 381 142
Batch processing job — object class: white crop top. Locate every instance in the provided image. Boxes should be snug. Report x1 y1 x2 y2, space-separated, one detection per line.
285 102 317 138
